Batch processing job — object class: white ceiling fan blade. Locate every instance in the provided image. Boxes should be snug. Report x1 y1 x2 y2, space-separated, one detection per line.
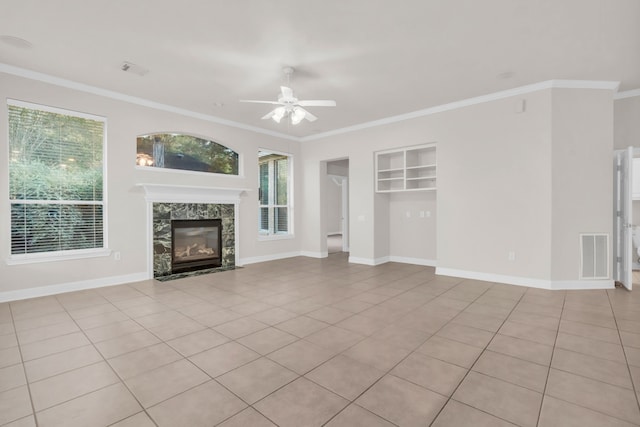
298 107 318 122
240 99 283 105
261 109 277 120
297 100 336 107
280 86 294 99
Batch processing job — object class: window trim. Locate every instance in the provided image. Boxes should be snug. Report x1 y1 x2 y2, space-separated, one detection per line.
6 99 108 263
258 148 294 239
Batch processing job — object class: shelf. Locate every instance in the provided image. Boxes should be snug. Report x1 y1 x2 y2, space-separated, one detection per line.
406 146 436 169
406 164 436 170
375 143 437 193
377 151 404 171
406 176 436 181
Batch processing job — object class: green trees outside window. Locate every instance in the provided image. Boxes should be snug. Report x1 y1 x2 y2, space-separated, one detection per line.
8 102 105 255
259 151 291 235
137 133 239 175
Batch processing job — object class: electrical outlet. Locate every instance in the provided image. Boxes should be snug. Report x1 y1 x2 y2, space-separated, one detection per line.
114 251 121 261
508 251 516 261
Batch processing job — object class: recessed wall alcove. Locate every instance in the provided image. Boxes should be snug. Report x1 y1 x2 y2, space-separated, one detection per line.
137 184 249 279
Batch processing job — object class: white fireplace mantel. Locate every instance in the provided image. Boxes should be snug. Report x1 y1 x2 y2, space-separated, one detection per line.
137 183 250 204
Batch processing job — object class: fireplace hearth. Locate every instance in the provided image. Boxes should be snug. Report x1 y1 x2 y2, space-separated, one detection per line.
171 219 222 274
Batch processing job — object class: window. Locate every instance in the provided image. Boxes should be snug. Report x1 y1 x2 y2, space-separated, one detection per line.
258 150 292 236
8 100 105 258
136 133 239 175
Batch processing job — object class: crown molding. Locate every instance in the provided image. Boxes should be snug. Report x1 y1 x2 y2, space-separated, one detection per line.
615 88 640 100
0 62 299 142
301 80 621 142
0 63 624 143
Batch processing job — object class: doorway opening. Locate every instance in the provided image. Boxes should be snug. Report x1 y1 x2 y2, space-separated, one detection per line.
326 159 349 254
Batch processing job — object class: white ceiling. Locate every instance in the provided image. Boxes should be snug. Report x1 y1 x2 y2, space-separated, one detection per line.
1 0 639 139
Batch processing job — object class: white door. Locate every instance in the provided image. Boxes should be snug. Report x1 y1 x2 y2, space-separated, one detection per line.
614 146 633 290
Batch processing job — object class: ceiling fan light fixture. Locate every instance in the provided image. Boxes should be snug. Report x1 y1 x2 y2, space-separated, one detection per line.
272 106 286 123
291 107 306 125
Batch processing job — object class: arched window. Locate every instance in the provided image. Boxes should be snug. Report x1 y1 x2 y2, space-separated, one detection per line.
136 133 239 175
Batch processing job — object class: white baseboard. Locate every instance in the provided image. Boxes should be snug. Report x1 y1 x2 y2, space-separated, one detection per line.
389 256 437 267
435 267 615 290
549 279 615 290
239 251 304 266
348 256 389 266
300 251 328 259
0 272 149 303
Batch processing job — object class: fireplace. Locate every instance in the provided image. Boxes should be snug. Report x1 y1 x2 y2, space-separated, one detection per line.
171 219 222 274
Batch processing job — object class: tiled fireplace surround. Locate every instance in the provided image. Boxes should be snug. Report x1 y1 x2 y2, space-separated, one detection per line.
138 184 246 279
152 202 235 277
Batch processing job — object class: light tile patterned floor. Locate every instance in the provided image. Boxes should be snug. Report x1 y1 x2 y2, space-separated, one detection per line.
2 253 640 426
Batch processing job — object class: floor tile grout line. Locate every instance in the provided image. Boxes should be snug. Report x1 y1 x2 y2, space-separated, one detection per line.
607 287 640 417
316 278 487 426
92 289 274 425
426 283 530 427
53 294 162 427
255 276 469 426
10 262 640 426
215 268 439 426
6 302 38 427
534 291 567 427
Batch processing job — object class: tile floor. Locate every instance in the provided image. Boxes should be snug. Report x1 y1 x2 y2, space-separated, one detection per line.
2 254 640 426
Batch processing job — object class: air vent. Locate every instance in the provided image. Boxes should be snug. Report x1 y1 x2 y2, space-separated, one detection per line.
580 234 609 279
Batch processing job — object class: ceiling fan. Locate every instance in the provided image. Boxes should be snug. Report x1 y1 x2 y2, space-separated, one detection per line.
240 67 336 125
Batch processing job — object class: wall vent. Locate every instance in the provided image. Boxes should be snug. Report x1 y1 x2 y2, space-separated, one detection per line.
580 234 609 280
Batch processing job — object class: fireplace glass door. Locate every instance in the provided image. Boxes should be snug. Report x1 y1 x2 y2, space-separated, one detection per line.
171 219 222 273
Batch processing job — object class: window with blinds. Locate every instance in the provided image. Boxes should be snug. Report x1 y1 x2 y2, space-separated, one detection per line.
8 100 106 257
258 151 292 236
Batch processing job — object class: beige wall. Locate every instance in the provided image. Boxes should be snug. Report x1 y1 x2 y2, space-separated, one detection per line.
389 192 437 262
550 89 614 281
1 71 620 297
437 90 553 281
302 86 615 287
0 73 300 293
615 96 640 150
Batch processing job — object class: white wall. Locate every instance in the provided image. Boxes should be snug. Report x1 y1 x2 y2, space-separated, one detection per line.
325 175 343 235
389 192 437 264
550 89 613 282
0 72 300 296
300 124 439 264
302 85 615 288
437 90 553 282
614 96 640 150
1 72 620 298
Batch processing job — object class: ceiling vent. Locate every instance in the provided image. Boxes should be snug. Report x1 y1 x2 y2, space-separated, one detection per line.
120 61 148 76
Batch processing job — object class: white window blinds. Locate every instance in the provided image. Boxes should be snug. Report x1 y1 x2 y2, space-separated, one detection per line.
8 101 106 256
258 151 291 236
